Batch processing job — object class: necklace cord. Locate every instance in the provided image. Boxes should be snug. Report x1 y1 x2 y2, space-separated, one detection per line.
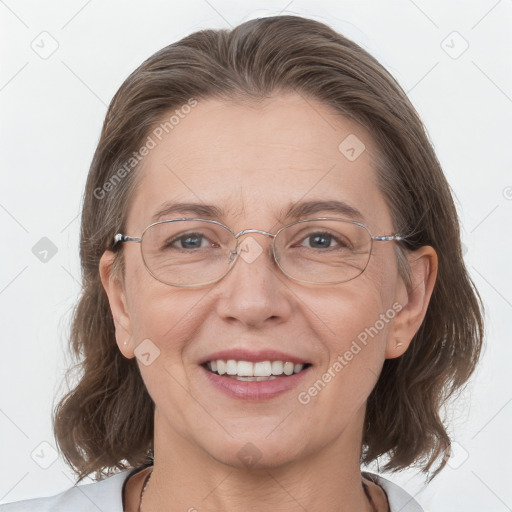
362 479 378 512
138 468 153 512
138 469 378 512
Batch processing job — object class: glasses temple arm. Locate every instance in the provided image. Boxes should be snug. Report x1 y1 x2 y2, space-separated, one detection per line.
113 234 141 245
373 235 404 242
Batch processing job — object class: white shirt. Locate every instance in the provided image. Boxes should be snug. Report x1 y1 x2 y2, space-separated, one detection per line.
0 469 423 511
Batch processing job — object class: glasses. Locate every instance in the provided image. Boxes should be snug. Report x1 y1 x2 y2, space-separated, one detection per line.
113 217 403 287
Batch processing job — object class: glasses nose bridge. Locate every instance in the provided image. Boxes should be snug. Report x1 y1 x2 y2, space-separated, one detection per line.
230 228 278 267
234 228 276 241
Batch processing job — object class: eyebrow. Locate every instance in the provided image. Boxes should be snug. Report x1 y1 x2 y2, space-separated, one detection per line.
151 199 365 224
281 200 364 222
151 201 224 223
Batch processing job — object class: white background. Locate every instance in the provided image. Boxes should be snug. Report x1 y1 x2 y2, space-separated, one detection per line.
1 1 511 510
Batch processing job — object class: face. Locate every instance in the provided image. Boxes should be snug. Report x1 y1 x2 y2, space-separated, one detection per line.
101 93 433 469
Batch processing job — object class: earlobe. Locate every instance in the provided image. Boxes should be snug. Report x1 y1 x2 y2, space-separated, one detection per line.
99 250 135 359
386 245 438 359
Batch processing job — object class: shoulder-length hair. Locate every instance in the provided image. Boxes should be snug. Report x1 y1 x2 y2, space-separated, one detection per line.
53 14 484 483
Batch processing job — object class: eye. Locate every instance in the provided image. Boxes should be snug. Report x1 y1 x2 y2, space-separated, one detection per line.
164 231 214 250
299 231 351 250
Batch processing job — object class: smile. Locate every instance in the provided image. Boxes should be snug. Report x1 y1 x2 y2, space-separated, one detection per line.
203 359 310 380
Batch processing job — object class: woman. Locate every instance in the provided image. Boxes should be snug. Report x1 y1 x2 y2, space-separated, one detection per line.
1 14 483 512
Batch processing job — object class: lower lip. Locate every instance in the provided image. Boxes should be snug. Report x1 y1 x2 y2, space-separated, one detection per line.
200 365 311 401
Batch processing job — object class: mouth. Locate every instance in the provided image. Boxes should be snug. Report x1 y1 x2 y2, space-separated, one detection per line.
201 360 312 381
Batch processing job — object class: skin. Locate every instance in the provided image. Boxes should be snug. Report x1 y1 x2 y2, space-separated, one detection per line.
100 93 437 512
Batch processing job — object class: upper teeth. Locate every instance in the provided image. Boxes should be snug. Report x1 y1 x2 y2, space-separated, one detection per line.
207 360 305 377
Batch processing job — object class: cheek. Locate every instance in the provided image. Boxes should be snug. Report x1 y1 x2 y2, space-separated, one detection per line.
126 273 213 380
127 289 208 423
313 254 393 342
129 290 202 348
305 263 396 392
324 281 389 360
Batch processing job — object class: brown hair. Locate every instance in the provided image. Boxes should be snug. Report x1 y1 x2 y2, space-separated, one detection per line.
53 14 484 483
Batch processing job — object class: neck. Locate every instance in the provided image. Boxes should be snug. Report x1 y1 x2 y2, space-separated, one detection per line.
140 407 376 512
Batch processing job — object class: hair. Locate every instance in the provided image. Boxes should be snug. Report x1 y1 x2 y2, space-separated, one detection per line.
53 14 484 483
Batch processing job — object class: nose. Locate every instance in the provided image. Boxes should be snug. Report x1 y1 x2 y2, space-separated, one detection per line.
213 233 293 328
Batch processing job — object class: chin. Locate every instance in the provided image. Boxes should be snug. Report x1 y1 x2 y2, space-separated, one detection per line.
196 428 310 470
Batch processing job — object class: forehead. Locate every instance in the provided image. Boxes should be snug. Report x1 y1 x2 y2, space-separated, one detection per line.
127 93 391 231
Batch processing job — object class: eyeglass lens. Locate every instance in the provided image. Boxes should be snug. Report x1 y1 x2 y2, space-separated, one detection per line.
140 219 372 286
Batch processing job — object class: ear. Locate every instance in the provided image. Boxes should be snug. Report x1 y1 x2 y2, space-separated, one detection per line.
99 250 135 359
386 245 438 359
